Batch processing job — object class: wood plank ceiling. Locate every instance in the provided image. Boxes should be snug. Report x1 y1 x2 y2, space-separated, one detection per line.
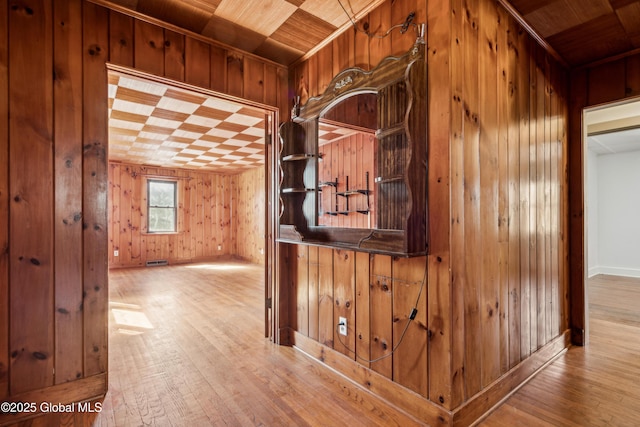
507 0 640 66
100 0 640 67
100 0 385 65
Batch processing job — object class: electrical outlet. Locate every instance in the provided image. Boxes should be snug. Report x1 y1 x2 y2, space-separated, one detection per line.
217 245 222 251
338 317 347 336
114 250 119 257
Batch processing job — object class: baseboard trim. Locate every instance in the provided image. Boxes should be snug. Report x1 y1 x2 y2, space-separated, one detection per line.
292 329 571 426
591 266 640 278
292 331 450 426
452 330 571 426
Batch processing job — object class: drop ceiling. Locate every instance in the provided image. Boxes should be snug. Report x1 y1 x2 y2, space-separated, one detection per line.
108 72 268 172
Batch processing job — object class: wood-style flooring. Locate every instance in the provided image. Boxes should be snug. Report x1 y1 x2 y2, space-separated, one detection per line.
91 266 639 426
96 261 423 426
480 274 640 426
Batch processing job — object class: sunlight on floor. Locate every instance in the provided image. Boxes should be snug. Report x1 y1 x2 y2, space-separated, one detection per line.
110 305 154 335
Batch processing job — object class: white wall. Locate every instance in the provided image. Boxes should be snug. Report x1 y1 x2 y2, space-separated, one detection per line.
587 149 599 277
591 150 640 277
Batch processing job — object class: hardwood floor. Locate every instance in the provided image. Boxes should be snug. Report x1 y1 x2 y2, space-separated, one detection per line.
95 261 423 426
57 267 639 426
480 274 640 426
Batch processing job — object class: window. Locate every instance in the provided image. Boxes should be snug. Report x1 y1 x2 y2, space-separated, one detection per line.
147 180 177 233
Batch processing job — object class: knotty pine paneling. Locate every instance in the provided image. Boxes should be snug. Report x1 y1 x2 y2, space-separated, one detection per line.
236 166 266 266
9 0 55 394
108 162 240 268
0 0 285 420
54 0 84 385
318 133 376 229
83 0 109 379
284 0 570 420
448 0 569 409
0 0 7 402
568 51 640 346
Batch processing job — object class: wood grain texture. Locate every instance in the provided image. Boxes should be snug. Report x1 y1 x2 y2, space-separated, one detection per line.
83 0 109 378
0 0 8 402
333 250 355 359
108 11 134 67
369 254 392 378
449 0 466 408
285 0 571 421
134 20 165 76
108 162 242 267
295 245 309 336
104 263 429 426
392 256 427 397
53 0 84 385
185 36 210 87
236 166 266 265
163 29 185 82
481 275 640 426
9 0 55 394
3 0 286 418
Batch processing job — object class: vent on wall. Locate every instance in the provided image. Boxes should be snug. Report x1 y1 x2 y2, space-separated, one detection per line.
146 260 168 267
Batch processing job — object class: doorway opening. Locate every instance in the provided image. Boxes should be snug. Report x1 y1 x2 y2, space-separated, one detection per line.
105 65 278 337
583 96 640 342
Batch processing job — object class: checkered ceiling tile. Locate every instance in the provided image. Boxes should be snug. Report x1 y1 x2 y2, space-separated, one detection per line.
105 0 385 64
108 72 267 173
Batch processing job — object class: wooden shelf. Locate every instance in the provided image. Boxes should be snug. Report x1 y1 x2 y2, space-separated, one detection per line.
282 187 314 194
282 153 315 161
336 189 371 197
374 175 404 184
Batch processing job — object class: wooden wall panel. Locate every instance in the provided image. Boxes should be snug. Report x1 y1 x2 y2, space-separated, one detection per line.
108 162 241 268
2 0 285 421
505 12 522 370
236 166 266 265
449 0 465 407
308 246 319 340
317 133 375 228
518 28 532 361
333 250 355 359
54 0 84 384
627 54 640 97
185 37 210 87
164 30 185 82
285 0 570 419
370 254 392 378
354 252 370 367
82 0 109 378
0 0 8 401
134 20 165 76
392 256 427 396
295 245 309 336
461 0 482 400
478 0 501 387
109 11 134 67
317 247 334 347
426 0 453 406
244 57 265 103
9 0 55 394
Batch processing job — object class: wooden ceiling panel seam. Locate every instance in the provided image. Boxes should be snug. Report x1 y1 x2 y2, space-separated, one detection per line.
87 0 289 68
